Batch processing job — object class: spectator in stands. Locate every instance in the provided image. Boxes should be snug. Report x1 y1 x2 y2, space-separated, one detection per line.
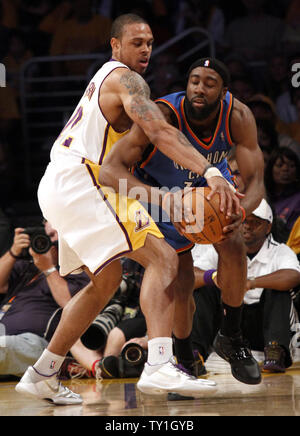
223 0 285 62
0 209 12 257
264 53 290 103
191 198 300 373
0 221 92 378
229 75 255 104
0 85 20 139
276 53 300 124
2 30 33 98
174 0 225 47
150 53 181 99
285 88 300 144
38 1 72 36
49 0 112 75
287 216 300 259
0 0 19 30
247 94 300 161
0 135 15 208
283 0 300 56
265 147 300 236
225 54 250 80
256 119 279 167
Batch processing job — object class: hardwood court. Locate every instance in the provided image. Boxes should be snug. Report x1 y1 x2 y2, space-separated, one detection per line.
1 356 300 416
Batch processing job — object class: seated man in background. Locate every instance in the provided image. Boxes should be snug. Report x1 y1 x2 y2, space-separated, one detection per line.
0 221 91 379
191 198 300 373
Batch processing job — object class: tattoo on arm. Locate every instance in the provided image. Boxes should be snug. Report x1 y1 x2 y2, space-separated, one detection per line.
120 70 164 122
120 70 150 97
177 130 192 148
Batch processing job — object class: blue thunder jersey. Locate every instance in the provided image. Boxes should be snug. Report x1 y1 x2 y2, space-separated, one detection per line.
134 90 235 252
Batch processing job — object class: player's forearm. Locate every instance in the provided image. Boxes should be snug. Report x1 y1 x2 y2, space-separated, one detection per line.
46 271 72 307
148 123 209 176
240 170 265 216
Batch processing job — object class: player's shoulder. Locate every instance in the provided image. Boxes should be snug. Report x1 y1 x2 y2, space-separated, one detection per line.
231 97 254 124
104 67 150 97
230 96 257 140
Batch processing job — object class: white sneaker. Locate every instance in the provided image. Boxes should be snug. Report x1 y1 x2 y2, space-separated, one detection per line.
137 357 217 396
15 366 83 405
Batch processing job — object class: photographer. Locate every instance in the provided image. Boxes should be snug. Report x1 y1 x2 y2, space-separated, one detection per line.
0 222 91 378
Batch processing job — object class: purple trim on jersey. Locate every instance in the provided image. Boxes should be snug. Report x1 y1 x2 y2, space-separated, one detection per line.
97 63 129 126
99 123 110 165
84 162 133 252
94 250 131 276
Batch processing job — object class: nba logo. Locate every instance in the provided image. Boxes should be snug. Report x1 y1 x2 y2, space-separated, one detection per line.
159 346 165 355
204 60 210 67
50 361 56 370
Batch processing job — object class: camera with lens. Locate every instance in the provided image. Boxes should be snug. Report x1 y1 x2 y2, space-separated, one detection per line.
23 227 52 255
118 343 147 378
81 301 124 350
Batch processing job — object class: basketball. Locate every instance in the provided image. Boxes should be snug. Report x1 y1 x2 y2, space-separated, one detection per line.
180 187 232 244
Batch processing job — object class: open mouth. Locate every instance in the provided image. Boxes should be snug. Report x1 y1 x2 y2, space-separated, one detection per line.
139 59 149 68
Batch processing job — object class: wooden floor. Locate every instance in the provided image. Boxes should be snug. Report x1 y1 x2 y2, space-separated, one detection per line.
2 365 300 416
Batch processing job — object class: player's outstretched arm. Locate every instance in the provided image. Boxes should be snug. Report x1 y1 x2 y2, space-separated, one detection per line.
231 100 265 216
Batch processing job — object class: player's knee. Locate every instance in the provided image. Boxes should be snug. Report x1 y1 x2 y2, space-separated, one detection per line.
156 245 178 284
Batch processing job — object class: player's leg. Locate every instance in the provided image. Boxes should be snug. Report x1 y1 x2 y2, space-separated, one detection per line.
212 231 261 384
127 233 178 341
126 234 217 395
15 260 122 404
47 260 122 357
171 251 205 375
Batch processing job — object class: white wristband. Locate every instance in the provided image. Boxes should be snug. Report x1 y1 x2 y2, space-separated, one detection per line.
203 167 236 193
43 266 57 277
203 167 223 179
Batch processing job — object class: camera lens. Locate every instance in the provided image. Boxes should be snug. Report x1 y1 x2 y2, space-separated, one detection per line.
31 234 52 254
124 345 143 363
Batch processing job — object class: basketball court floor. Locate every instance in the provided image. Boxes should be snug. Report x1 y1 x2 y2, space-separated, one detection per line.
1 352 300 416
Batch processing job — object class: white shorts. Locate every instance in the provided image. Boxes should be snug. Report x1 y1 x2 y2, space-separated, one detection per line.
38 154 163 276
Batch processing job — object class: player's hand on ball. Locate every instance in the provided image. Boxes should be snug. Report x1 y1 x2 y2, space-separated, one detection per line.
206 176 243 218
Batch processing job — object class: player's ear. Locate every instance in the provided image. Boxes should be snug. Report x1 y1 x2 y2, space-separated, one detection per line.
110 37 120 52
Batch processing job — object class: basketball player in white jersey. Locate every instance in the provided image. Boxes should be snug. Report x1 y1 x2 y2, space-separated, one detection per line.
16 14 239 404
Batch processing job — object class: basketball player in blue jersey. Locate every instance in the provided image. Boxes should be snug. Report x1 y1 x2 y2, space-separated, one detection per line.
99 58 265 385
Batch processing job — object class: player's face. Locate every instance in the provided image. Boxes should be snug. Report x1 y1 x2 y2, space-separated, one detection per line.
186 67 225 121
112 22 154 75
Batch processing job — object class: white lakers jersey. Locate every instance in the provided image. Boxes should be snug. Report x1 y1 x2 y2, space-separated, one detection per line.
50 60 130 165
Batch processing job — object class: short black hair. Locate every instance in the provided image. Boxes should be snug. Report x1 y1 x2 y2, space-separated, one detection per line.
187 57 230 87
111 13 149 39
